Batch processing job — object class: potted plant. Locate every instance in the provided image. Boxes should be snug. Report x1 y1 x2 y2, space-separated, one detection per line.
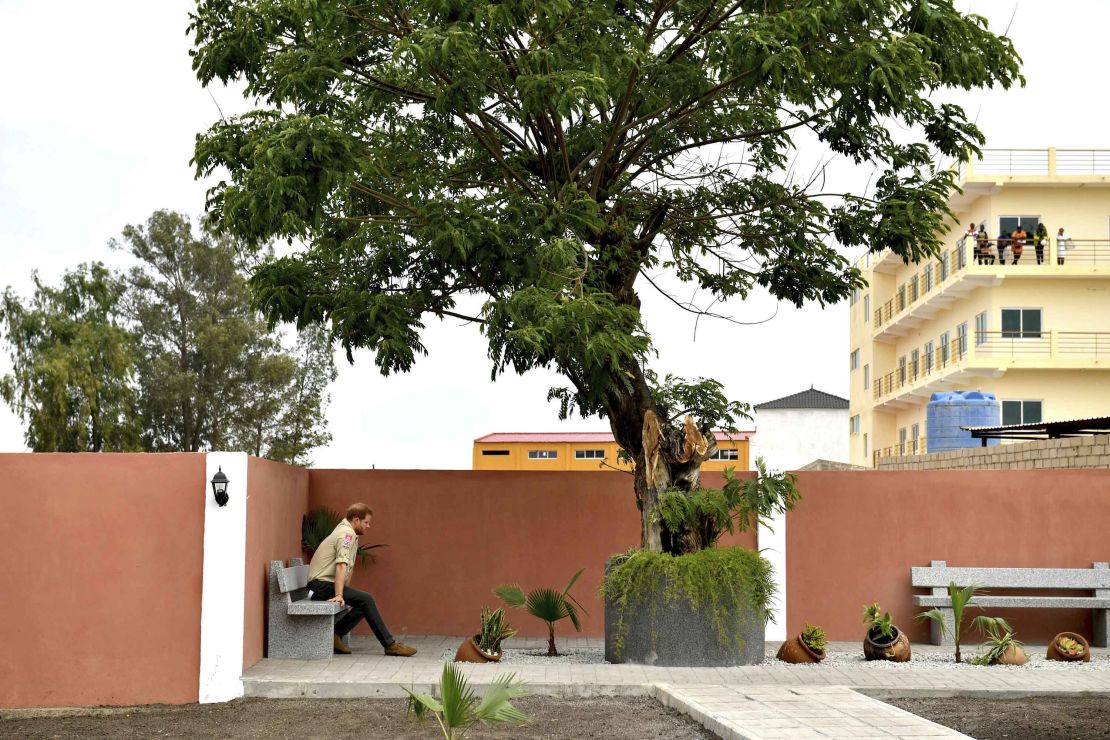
777 623 827 664
603 459 799 667
1047 632 1090 663
968 618 1026 666
455 607 517 664
404 663 527 739
496 570 586 657
301 506 386 563
863 603 911 662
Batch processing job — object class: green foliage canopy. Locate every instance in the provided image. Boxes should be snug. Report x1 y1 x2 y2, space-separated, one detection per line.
190 0 1022 448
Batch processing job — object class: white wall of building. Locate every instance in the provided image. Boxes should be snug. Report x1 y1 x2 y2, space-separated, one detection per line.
751 407 847 641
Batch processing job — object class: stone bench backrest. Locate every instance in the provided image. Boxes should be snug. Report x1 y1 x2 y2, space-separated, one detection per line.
270 558 312 604
912 560 1110 591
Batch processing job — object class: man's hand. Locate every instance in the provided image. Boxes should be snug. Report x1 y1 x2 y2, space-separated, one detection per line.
327 595 345 606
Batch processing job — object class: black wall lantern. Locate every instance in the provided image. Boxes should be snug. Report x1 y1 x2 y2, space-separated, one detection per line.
211 467 230 507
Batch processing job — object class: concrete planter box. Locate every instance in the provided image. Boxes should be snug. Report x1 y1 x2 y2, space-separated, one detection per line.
603 570 766 667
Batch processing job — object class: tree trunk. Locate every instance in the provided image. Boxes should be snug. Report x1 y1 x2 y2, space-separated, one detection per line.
547 625 558 657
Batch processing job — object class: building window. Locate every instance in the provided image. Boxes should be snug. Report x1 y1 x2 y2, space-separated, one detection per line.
923 264 933 292
850 415 861 435
1002 400 1043 426
863 294 870 322
527 450 558 459
898 355 907 385
710 448 740 460
897 285 906 312
924 341 934 374
940 330 950 364
482 450 510 456
863 433 869 457
851 288 859 305
1001 308 1042 339
976 311 988 346
898 427 907 454
863 364 870 389
910 349 919 380
939 251 950 281
957 322 968 355
574 449 605 459
911 423 920 453
909 276 918 303
850 349 860 370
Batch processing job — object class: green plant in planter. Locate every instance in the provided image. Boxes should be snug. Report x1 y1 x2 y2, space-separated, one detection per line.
602 547 775 658
1056 635 1086 657
968 617 1021 665
915 582 983 663
863 603 895 642
404 662 527 740
477 607 517 656
301 506 386 564
800 624 828 655
495 569 586 657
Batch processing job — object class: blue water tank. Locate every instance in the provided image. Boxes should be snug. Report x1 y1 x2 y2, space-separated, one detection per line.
926 391 1001 452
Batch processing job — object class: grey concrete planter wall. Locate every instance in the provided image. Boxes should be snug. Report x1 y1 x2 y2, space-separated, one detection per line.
603 576 766 667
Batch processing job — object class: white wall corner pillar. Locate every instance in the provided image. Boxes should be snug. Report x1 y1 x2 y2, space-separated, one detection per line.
760 509 787 642
199 452 249 703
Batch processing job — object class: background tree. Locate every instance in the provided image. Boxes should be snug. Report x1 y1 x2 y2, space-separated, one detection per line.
118 209 336 464
190 1 1021 550
0 263 141 452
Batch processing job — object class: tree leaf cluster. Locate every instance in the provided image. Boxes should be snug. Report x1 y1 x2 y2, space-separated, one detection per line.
0 210 336 464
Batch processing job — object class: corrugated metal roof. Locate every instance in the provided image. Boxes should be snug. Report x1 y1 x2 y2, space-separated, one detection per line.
753 387 849 410
962 415 1110 440
475 430 754 443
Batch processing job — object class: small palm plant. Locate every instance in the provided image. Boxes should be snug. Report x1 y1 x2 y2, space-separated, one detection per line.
915 582 987 663
403 662 528 740
495 569 587 657
968 617 1021 665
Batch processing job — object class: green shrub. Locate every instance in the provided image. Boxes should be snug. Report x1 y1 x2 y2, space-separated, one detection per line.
601 547 775 658
800 624 827 654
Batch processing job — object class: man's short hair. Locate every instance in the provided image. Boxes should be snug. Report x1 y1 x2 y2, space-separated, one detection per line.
347 503 373 521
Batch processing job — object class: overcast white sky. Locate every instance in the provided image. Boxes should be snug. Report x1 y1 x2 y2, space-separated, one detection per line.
2 1 1108 469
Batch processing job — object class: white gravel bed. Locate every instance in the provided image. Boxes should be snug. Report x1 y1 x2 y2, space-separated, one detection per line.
442 646 607 665
763 648 1109 670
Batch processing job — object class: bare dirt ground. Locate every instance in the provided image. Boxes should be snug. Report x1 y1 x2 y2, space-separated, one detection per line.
0 696 716 739
888 696 1110 740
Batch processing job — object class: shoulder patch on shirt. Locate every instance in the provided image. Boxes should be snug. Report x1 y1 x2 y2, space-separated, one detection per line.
341 533 353 546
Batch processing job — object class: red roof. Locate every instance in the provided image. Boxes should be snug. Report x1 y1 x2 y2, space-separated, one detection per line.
475 431 754 443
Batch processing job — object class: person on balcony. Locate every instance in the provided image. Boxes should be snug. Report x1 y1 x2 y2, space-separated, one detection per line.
996 228 1010 264
976 224 993 265
307 502 418 657
1010 225 1027 265
1057 227 1070 265
964 222 981 264
1033 223 1049 265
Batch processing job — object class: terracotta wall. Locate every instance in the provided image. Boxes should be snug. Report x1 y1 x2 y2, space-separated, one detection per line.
307 470 756 639
243 457 310 670
786 470 1110 644
0 453 206 708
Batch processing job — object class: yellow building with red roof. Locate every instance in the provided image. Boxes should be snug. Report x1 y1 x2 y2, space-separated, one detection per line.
472 431 752 472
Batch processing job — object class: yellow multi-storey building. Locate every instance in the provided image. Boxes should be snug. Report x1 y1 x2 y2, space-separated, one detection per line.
473 431 752 471
849 147 1110 466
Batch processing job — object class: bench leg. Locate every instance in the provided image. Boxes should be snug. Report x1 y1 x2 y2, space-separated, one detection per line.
1095 609 1108 648
929 608 955 646
269 616 336 660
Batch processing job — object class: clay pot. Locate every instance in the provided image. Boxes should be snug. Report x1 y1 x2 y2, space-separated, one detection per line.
454 635 501 663
996 644 1028 666
1047 632 1090 663
864 626 912 662
776 636 825 664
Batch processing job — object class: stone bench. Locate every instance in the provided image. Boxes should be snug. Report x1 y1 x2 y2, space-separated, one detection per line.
911 560 1110 647
268 558 351 659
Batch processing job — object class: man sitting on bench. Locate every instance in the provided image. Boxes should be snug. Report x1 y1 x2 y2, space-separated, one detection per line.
307 502 417 657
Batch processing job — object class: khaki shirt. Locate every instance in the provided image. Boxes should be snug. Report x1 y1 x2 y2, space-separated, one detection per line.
308 519 358 583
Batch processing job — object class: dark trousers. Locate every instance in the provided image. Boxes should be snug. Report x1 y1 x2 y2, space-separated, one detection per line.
308 579 395 647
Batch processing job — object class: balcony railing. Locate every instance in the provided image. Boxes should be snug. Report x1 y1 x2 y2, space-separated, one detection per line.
873 238 1110 330
872 437 928 467
966 148 1110 177
873 330 1110 402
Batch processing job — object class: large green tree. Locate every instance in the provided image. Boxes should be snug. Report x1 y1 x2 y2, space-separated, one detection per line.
0 264 141 452
0 211 335 465
190 0 1021 551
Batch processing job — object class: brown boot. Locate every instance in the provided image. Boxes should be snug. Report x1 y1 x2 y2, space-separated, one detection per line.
333 634 352 655
384 641 417 657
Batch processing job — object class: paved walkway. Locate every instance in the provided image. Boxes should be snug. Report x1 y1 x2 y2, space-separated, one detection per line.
242 636 1109 738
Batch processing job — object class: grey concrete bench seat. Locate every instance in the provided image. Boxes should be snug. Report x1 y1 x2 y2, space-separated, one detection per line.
911 560 1109 647
268 558 351 660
